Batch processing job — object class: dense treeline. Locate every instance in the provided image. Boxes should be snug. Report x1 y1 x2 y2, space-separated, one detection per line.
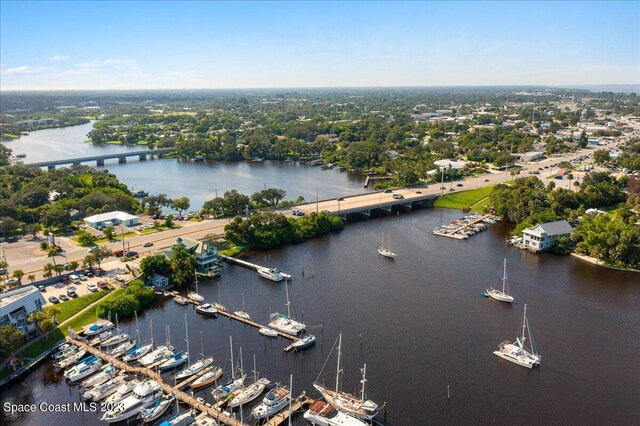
96 279 155 318
225 210 344 249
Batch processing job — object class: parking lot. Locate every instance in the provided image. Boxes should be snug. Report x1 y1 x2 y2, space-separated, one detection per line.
38 268 127 307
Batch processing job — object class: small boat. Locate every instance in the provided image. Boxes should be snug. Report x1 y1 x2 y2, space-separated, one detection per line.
54 349 87 369
257 267 290 282
292 334 316 351
175 356 213 380
481 291 489 297
83 377 124 402
52 345 78 361
122 343 153 363
486 259 514 303
187 291 204 303
15 153 26 158
304 399 368 426
65 357 102 383
105 379 142 405
133 189 149 198
100 333 130 348
101 380 163 423
88 330 113 346
159 409 196 426
259 327 278 337
158 351 188 371
233 292 251 319
195 303 217 316
251 385 291 419
140 345 174 367
493 304 541 369
174 295 188 306
268 281 305 335
81 364 118 388
190 365 223 389
377 230 396 258
213 302 227 312
139 394 174 423
82 320 114 337
109 340 137 358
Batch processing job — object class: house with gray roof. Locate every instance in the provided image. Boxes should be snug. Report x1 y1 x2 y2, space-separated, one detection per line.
522 220 574 253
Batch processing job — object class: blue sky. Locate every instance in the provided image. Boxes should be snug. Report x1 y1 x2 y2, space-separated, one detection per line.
1 1 638 90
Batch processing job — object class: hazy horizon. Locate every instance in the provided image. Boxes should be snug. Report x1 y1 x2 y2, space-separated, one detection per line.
1 1 638 91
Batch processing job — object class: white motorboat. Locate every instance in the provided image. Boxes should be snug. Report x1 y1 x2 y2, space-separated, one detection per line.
64 356 102 383
188 291 204 302
314 334 379 420
159 351 188 371
175 356 213 380
233 292 251 319
82 376 124 402
139 394 174 423
195 303 217 316
486 258 514 303
228 377 270 408
109 340 137 358
251 385 291 419
377 230 397 258
160 410 196 426
268 281 305 335
213 302 227 312
82 320 114 337
493 304 541 369
190 365 223 389
259 327 278 337
87 330 113 346
52 344 76 360
101 380 163 423
100 333 130 348
257 267 290 282
54 349 87 369
140 345 174 367
81 364 118 388
104 379 142 405
123 343 153 363
292 334 316 351
304 399 368 426
174 295 188 305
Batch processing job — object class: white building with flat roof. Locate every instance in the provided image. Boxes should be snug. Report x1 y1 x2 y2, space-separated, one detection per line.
84 211 139 230
522 220 573 253
0 286 46 335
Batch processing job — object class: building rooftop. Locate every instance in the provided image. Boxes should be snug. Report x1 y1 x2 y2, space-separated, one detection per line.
0 286 41 309
84 211 138 223
525 220 573 236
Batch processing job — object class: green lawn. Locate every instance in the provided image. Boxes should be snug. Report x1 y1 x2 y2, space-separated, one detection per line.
433 186 494 211
45 290 110 323
138 224 181 235
21 330 65 358
106 140 123 145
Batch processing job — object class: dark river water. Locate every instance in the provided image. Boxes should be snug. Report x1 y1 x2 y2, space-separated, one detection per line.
2 208 640 425
1 122 371 210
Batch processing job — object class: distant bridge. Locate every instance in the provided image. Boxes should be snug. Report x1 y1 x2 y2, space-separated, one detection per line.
24 148 176 169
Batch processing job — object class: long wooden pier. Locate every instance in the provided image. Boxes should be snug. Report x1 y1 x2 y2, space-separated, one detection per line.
66 336 247 426
432 213 498 240
220 255 291 279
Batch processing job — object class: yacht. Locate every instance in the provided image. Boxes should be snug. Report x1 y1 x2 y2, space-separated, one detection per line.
251 385 291 419
377 230 397 258
139 394 174 423
64 356 102 383
82 377 124 402
158 351 188 371
259 327 278 337
228 377 270 408
101 380 163 423
486 259 514 303
190 365 223 389
175 356 213 380
81 364 118 388
257 267 290 282
100 333 130 348
159 410 196 426
52 344 77 361
54 349 86 369
123 342 153 363
188 291 204 303
174 295 188 305
195 303 218 316
292 334 316 351
314 334 379 420
304 400 368 426
87 330 113 346
493 304 541 369
140 345 174 367
105 379 142 405
82 320 114 337
268 281 305 335
109 340 137 358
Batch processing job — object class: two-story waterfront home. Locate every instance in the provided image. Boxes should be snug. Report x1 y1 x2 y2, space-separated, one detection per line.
522 220 573 253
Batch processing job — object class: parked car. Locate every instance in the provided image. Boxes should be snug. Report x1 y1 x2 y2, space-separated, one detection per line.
48 296 59 304
126 251 138 257
484 179 490 182
457 183 464 187
66 288 76 296
59 294 69 302
63 263 70 270
87 282 98 292
78 273 88 281
392 194 404 199
336 197 344 201
83 269 94 277
0 268 6 275
87 246 97 253
97 281 109 290
67 290 78 298
416 191 422 194
143 242 154 247
114 249 124 257
61 277 69 284
322 209 331 214
38 285 46 292
114 275 125 283
383 189 393 193
7 277 18 285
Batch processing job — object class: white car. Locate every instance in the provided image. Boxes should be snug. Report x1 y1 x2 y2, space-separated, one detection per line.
87 282 98 292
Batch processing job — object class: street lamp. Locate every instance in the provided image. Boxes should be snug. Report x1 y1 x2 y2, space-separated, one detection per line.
214 189 218 198
314 188 318 214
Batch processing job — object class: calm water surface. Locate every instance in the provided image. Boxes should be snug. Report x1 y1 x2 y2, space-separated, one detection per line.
2 209 639 425
1 123 371 209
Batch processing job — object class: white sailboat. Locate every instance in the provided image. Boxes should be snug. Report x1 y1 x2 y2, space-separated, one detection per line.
213 282 227 312
314 334 379 420
234 292 251 319
493 304 541 369
486 258 514 303
211 337 245 401
159 315 188 371
188 270 205 303
123 317 153 363
377 230 396 258
175 331 213 380
268 280 305 335
228 354 270 408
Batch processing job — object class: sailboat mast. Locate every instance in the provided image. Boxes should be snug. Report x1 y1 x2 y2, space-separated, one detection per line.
253 354 258 382
200 330 204 357
195 269 198 294
184 314 189 366
230 336 235 380
521 304 527 343
335 333 342 393
134 311 141 345
288 374 293 426
502 258 507 293
285 281 291 318
239 347 244 377
361 364 367 403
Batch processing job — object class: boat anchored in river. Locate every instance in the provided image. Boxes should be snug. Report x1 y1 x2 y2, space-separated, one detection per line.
493 304 541 369
486 258 514 303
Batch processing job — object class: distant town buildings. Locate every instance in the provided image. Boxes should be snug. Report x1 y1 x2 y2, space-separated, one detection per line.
16 118 58 127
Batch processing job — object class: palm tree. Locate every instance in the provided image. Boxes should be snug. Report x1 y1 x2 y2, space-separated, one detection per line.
47 306 61 325
28 274 36 284
567 173 574 190
43 263 55 279
12 269 24 286
28 311 47 337
54 264 64 276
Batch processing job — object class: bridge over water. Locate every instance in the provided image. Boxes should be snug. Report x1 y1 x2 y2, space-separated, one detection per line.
24 148 176 169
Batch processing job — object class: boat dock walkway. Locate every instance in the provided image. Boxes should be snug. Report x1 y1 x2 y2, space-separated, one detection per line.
220 255 291 279
65 336 247 426
432 213 499 240
265 395 312 426
167 291 299 346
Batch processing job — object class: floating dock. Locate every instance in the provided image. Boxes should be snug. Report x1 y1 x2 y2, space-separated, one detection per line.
432 213 499 240
220 255 291 280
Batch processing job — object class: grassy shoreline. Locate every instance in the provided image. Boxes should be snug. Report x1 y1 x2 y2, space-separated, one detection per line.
432 186 494 212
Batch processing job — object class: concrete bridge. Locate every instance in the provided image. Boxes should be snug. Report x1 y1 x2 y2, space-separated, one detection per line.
24 148 176 169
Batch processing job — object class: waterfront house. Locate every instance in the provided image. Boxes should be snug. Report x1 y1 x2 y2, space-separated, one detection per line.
0 286 46 336
162 237 219 269
83 211 139 230
522 220 573 253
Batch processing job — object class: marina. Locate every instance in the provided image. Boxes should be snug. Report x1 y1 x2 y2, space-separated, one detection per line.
432 213 500 239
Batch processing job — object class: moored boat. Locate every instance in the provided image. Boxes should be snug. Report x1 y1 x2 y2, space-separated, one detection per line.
486 259 514 303
195 303 217 316
101 380 163 423
251 385 291 419
292 333 316 351
259 327 278 337
139 394 174 423
304 399 368 426
190 365 223 389
493 304 541 369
